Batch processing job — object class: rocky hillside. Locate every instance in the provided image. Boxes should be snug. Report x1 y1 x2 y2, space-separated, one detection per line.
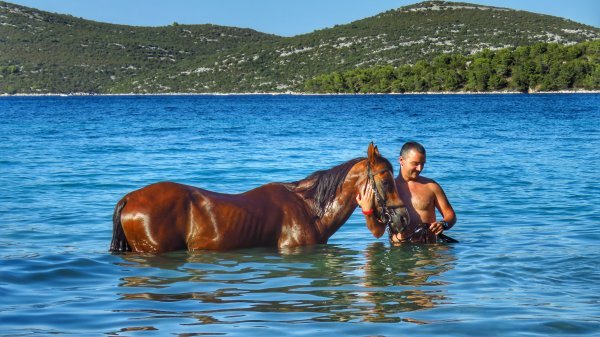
1 0 598 94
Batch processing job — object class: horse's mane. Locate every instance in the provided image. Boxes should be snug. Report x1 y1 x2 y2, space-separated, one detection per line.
286 157 365 218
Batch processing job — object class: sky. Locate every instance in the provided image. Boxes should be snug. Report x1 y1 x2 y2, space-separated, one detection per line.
6 0 600 36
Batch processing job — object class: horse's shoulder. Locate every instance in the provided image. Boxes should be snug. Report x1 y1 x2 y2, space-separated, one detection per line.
238 182 299 202
240 182 287 195
267 182 302 196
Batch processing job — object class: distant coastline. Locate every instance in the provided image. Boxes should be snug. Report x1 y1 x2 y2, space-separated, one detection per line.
2 90 599 97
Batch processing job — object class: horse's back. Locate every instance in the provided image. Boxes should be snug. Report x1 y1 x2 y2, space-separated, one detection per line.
117 181 316 252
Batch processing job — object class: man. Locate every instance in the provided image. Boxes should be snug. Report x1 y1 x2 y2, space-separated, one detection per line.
357 141 456 244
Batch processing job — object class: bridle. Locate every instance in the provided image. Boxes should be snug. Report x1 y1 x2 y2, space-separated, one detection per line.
366 162 407 235
390 223 431 244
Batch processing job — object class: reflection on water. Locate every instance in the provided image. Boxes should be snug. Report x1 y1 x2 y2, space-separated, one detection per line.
113 243 456 329
361 243 456 323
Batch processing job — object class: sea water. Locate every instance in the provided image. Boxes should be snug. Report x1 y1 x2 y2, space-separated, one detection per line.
0 94 598 336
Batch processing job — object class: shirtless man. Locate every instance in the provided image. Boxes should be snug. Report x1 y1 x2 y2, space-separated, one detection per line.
357 142 456 243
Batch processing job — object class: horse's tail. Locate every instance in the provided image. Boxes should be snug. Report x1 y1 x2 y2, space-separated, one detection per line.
109 197 131 253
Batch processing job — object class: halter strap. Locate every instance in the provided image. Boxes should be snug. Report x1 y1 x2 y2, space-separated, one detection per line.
366 160 412 240
367 162 394 230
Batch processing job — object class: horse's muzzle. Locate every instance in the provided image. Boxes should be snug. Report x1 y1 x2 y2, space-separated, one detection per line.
388 206 410 234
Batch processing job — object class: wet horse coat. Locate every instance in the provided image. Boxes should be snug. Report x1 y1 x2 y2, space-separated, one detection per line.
110 144 409 253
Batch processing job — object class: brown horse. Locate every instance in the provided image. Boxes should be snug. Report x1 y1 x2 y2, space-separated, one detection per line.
110 143 410 253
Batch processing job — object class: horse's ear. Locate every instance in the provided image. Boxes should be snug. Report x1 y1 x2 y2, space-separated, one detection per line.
367 142 380 163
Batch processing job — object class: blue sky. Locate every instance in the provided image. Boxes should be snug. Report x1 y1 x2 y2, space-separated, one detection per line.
7 0 600 36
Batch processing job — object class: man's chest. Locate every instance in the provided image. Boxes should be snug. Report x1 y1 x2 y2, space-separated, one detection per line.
398 184 434 211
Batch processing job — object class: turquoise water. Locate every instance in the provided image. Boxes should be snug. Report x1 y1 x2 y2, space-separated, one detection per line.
0 94 598 336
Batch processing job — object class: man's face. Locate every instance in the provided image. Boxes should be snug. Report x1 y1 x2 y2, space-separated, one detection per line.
400 149 426 180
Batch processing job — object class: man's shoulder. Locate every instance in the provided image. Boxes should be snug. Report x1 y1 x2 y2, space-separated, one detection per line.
416 176 437 185
416 176 444 192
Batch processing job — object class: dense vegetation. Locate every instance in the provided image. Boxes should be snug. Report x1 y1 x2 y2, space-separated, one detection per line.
1 0 599 94
305 41 600 93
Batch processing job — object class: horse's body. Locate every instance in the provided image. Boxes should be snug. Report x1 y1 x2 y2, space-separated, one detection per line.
110 144 409 253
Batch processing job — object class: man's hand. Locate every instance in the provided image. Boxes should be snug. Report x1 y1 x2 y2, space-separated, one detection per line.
429 221 448 236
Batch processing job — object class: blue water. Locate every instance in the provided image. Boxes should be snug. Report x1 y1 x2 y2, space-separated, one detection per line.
0 94 599 336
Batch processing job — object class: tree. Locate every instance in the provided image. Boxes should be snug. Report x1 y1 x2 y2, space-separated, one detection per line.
466 57 493 91
583 64 600 90
302 41 600 94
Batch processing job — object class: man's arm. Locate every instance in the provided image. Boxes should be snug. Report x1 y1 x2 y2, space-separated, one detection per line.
429 181 456 235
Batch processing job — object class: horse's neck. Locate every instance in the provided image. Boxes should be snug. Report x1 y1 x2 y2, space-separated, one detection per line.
317 166 365 241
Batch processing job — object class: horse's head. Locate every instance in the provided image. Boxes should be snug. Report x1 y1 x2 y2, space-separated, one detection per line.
366 143 410 235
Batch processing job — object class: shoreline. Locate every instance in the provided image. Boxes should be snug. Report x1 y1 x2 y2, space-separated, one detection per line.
1 90 599 97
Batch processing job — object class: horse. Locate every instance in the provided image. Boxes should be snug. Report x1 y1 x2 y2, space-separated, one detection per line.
109 143 410 253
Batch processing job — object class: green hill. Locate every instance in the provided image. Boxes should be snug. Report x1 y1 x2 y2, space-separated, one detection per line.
1 0 598 94
305 41 600 93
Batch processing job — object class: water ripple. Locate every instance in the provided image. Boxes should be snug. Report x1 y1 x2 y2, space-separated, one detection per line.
0 94 599 336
